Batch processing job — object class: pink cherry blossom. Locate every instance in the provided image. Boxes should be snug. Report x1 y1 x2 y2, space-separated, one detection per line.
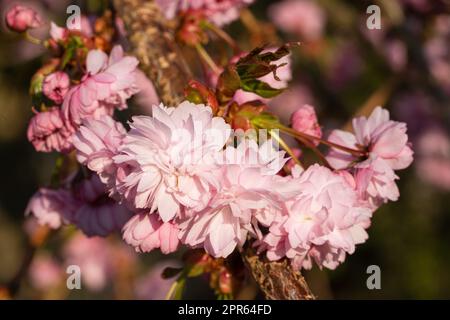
179 140 295 258
72 175 132 237
6 5 42 33
326 107 413 206
122 212 180 254
42 71 70 104
25 188 77 229
114 101 231 222
290 104 322 145
268 0 326 41
260 164 372 270
73 115 126 193
62 45 139 125
27 107 75 153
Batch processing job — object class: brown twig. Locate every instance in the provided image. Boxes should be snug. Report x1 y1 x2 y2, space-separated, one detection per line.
113 0 192 106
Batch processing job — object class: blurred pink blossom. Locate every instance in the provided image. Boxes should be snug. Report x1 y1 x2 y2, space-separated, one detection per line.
29 253 63 290
25 188 77 229
5 4 42 32
72 175 132 237
268 0 326 41
416 129 450 190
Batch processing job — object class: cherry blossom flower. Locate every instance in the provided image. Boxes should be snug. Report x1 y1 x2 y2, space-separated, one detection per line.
179 140 295 258
73 115 127 194
5 5 42 33
260 164 373 270
42 71 70 104
114 101 231 222
122 212 180 254
27 107 75 153
62 45 139 125
326 107 413 207
25 188 77 229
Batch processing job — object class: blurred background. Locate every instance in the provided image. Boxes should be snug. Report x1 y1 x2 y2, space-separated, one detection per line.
0 0 449 299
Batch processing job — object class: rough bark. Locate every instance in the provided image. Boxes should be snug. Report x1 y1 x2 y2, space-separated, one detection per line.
113 0 314 300
113 0 191 106
242 245 315 300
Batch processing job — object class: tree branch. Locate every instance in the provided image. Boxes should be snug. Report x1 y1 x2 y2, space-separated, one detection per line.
114 0 315 300
113 0 191 106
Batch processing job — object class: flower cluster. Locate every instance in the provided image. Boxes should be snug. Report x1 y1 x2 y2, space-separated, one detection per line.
20 3 414 275
68 99 413 270
26 19 139 153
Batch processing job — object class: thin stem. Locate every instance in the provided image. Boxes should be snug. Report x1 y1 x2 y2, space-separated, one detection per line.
203 21 240 53
258 120 367 158
283 126 366 157
195 43 221 75
24 31 42 45
269 130 303 169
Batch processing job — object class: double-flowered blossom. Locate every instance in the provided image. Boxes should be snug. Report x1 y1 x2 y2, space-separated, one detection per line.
42 71 70 104
179 139 293 258
72 115 127 195
112 101 231 221
122 212 180 254
260 164 372 270
327 107 413 208
27 107 75 153
62 45 139 125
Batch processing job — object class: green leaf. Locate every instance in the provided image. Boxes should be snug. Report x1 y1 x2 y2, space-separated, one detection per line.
241 79 284 98
61 36 84 69
216 65 241 104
